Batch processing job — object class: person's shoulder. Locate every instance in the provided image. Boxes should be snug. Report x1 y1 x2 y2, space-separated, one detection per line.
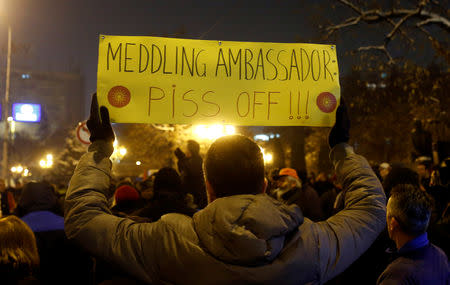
428 243 449 263
158 213 198 241
378 257 417 284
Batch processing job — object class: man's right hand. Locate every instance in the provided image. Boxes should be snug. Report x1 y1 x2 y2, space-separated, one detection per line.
328 98 350 148
86 93 115 143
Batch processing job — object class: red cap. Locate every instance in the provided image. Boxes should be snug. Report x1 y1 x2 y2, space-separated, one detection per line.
114 185 140 204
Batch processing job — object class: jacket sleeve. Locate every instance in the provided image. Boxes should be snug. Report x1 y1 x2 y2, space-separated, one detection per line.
314 143 386 283
64 140 161 284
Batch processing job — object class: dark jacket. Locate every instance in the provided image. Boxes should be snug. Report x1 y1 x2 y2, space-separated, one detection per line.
377 233 449 285
280 185 324 221
177 154 207 208
133 189 196 222
65 142 386 285
1 190 16 215
18 182 92 285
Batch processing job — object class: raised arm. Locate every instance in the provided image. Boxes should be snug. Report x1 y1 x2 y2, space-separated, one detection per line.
315 99 387 282
64 94 159 283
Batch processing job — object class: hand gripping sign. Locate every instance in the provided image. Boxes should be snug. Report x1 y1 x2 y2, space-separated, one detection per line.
97 35 340 127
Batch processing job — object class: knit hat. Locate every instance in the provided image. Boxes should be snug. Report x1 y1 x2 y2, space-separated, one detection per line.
114 185 140 205
273 168 299 180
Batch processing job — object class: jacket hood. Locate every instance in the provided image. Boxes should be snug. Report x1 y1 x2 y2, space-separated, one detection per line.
193 194 303 266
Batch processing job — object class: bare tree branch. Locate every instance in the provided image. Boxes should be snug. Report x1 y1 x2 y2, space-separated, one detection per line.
385 8 420 44
324 0 450 63
358 45 395 64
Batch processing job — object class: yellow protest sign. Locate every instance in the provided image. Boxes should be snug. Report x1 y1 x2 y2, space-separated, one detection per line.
97 35 340 126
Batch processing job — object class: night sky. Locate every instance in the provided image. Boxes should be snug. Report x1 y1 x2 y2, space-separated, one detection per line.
0 0 337 116
0 0 439 117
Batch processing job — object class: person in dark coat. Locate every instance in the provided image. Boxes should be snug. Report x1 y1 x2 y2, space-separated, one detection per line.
271 168 324 221
16 181 92 285
175 140 207 209
1 178 16 216
63 94 387 285
377 184 449 284
134 167 197 221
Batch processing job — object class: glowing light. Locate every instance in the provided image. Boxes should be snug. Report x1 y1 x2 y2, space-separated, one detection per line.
11 166 17 172
136 161 141 166
111 141 127 163
13 103 41 122
259 147 273 164
224 125 236 135
24 169 29 176
254 134 270 141
10 120 15 133
40 154 53 168
17 166 23 173
119 147 127 156
193 124 236 141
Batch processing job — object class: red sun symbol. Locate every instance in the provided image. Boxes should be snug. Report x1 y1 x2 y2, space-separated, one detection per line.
108 86 131 108
316 92 337 113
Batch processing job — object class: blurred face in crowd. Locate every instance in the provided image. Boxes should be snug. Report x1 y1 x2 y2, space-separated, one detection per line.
416 164 429 179
277 176 295 191
379 168 390 180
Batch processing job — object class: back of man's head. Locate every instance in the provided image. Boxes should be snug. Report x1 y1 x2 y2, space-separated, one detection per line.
205 135 264 198
388 184 433 237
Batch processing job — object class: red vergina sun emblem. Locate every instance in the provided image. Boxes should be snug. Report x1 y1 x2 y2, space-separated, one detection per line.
316 92 337 113
107 86 131 108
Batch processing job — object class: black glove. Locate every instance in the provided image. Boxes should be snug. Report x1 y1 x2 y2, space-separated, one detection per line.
86 93 115 143
328 97 350 148
174 147 186 159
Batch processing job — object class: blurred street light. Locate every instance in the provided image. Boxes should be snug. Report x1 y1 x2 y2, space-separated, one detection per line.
40 154 53 168
10 165 30 177
111 140 127 163
119 147 127 156
136 161 141 166
259 147 273 165
193 124 235 141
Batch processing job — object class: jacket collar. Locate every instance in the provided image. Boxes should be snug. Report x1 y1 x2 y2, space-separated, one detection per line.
398 232 429 254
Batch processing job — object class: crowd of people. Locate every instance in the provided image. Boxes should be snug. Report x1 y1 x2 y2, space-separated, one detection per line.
0 95 448 284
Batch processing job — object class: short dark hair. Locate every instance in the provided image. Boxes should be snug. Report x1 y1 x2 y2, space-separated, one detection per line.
389 184 433 236
204 135 264 198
